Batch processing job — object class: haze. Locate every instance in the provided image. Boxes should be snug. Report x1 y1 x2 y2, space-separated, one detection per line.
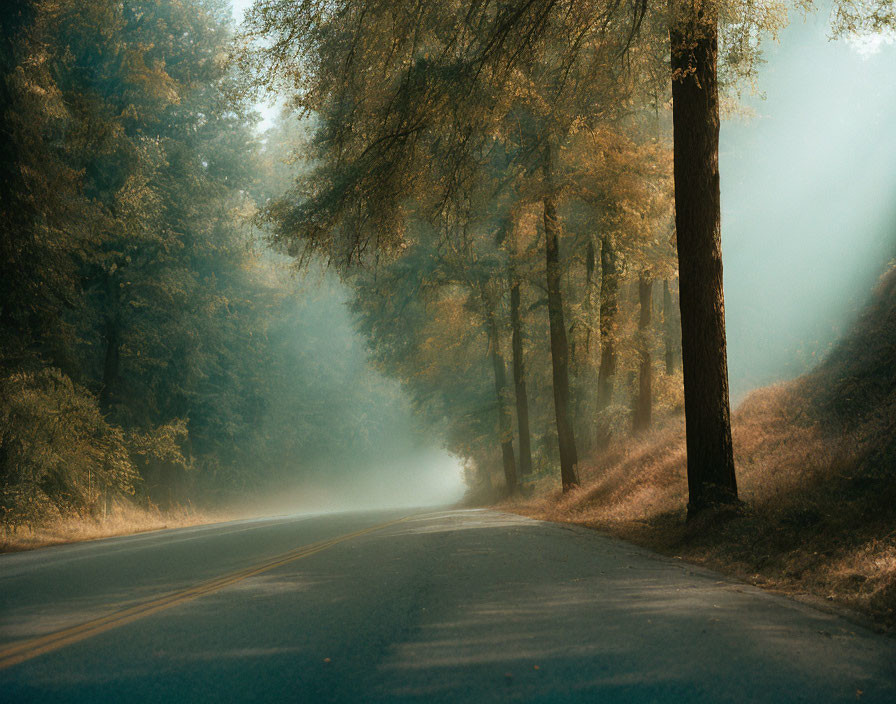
722 11 896 399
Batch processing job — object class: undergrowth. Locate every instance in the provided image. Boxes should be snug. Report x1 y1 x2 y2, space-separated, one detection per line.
0 501 217 553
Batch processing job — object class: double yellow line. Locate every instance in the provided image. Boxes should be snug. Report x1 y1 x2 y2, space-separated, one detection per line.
0 515 412 670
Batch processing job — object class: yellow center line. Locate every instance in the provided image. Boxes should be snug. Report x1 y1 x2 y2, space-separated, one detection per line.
0 515 413 670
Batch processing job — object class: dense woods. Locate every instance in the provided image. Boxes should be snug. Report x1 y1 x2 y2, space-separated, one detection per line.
0 0 421 531
1 0 893 562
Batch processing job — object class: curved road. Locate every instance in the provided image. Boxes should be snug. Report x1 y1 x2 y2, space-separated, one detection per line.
1 509 894 702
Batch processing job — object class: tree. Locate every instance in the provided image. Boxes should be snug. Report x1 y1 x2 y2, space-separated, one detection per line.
542 141 581 489
483 287 520 494
509 270 534 478
242 0 894 513
346 227 520 495
663 279 679 374
666 0 764 514
633 272 653 432
2 0 341 524
597 234 620 412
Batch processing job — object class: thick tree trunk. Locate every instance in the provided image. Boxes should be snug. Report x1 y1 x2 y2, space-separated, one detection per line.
663 278 677 374
596 234 618 411
485 305 518 495
509 275 533 479
543 145 580 491
634 274 653 432
670 7 738 516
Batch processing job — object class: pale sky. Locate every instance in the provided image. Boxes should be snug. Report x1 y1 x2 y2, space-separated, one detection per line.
231 0 281 131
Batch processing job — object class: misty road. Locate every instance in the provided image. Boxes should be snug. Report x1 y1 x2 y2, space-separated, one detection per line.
1 509 895 703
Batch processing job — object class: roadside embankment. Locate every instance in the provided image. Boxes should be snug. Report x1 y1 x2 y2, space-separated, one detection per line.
0 503 219 553
507 265 896 630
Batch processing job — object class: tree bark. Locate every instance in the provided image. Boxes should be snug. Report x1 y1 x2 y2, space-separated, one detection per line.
634 273 653 432
573 237 598 427
509 274 533 479
485 304 518 495
543 143 580 491
585 238 597 353
663 278 677 374
99 315 120 414
670 5 738 516
596 234 618 411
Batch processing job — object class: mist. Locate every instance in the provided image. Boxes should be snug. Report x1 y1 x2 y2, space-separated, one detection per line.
242 4 896 508
247 270 467 513
721 11 896 401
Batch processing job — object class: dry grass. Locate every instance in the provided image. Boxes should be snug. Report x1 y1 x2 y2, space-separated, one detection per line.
508 378 896 630
509 266 896 628
0 502 224 553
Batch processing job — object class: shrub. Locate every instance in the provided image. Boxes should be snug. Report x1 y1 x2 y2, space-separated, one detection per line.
0 367 139 531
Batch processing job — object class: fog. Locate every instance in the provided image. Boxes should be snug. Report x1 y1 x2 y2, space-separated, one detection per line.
247 450 467 517
256 272 467 512
722 12 896 401
223 0 465 511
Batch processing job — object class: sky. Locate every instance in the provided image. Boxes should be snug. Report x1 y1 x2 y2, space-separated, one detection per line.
231 0 253 21
231 0 281 130
720 10 896 399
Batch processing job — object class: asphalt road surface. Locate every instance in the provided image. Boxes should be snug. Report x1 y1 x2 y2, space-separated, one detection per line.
2 509 895 703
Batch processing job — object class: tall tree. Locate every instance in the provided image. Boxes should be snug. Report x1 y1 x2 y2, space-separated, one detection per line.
634 272 653 432
483 291 519 494
597 234 620 412
241 0 644 491
509 272 534 478
668 1 737 514
663 279 678 374
543 141 580 489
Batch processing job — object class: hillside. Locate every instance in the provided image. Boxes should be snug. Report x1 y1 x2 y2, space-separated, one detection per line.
512 263 896 628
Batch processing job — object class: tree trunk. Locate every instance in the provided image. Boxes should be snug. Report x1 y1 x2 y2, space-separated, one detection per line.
99 316 120 414
634 274 653 432
509 274 533 479
585 238 597 352
663 278 677 374
573 237 598 430
485 305 518 495
596 234 618 411
543 143 580 491
670 5 738 516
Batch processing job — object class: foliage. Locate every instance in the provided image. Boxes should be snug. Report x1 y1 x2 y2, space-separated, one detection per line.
1 0 430 528
3 0 893 523
0 368 138 531
239 0 683 490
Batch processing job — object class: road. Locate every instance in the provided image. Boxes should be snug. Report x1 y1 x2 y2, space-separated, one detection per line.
1 509 895 703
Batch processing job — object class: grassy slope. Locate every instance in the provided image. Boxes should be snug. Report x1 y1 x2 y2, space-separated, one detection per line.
509 265 896 630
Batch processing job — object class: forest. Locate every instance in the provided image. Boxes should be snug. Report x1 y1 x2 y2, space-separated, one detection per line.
1 0 895 623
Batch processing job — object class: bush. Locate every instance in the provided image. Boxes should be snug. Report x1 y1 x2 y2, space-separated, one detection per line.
0 367 139 531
